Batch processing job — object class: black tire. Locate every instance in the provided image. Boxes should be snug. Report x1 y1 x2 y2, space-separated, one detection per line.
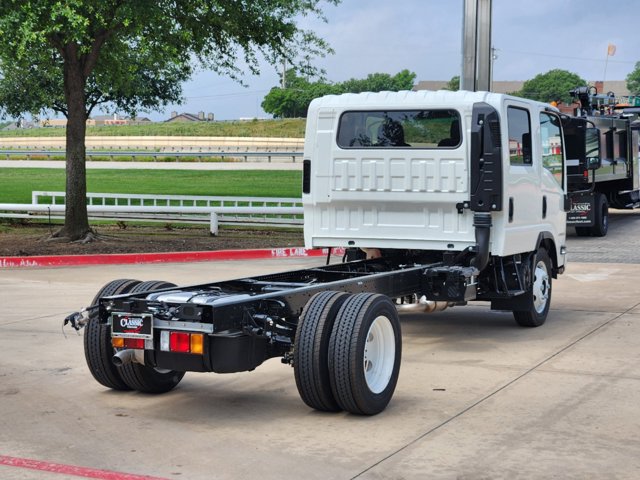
328 293 402 415
117 281 185 394
513 248 552 327
591 193 609 237
575 226 591 237
293 291 351 412
84 279 141 390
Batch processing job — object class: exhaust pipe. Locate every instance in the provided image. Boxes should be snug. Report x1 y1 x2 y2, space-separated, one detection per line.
422 299 453 313
397 296 453 313
471 212 492 272
112 349 136 367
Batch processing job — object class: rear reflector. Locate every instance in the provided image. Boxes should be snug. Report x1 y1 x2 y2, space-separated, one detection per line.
303 159 311 194
125 338 145 350
160 331 170 351
112 337 145 349
170 332 190 353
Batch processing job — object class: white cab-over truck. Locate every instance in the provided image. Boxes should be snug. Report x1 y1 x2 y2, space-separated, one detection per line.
67 90 569 415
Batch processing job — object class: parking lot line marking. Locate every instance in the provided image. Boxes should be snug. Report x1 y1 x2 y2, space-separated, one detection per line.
0 455 168 480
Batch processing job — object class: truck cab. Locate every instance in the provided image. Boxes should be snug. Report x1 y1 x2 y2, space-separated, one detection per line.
303 90 567 276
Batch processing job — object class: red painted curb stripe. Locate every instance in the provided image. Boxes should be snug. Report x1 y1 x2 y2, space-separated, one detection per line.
0 247 344 268
0 455 168 480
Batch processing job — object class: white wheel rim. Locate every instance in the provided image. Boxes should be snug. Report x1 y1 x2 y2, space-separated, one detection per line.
533 260 550 314
363 315 396 394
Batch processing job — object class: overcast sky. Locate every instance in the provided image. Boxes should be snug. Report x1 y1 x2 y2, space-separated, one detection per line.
138 0 640 121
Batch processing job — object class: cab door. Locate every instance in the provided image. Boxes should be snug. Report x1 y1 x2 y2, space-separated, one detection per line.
502 101 542 254
538 110 567 246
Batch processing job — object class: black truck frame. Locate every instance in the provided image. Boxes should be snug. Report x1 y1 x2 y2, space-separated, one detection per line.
68 240 554 416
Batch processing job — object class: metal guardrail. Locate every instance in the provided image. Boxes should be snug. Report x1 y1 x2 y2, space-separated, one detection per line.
0 192 305 234
0 149 303 162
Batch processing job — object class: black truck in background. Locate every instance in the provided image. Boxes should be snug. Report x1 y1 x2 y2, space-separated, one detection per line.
563 86 640 237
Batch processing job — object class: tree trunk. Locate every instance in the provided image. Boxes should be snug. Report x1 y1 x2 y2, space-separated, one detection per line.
57 56 91 241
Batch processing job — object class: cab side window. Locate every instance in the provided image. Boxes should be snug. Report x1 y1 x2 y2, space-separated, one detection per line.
507 107 532 165
539 112 564 187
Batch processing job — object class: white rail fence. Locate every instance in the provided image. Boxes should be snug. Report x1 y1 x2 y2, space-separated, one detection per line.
0 191 304 235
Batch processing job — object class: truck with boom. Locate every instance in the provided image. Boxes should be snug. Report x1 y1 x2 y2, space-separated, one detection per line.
67 90 574 415
563 86 640 237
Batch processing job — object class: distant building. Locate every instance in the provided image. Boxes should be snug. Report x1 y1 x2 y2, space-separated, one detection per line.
92 114 129 126
165 111 214 122
39 118 67 128
128 117 152 125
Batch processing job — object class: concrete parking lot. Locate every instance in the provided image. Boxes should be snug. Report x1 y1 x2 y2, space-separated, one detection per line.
1 217 640 479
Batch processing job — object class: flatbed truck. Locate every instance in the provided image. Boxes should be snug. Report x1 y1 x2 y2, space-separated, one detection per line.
67 90 574 415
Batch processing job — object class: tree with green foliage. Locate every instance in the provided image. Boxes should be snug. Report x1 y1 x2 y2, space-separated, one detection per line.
338 69 416 94
516 69 586 104
261 70 338 118
444 75 460 91
0 0 337 241
626 62 640 95
262 69 416 118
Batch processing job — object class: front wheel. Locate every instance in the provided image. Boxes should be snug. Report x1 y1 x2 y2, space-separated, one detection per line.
513 248 552 328
328 293 401 415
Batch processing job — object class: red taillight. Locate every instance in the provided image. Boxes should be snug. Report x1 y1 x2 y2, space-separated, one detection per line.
161 331 204 354
124 338 145 350
169 332 191 353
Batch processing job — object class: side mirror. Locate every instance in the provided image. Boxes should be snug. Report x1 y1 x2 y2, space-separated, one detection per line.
585 127 601 170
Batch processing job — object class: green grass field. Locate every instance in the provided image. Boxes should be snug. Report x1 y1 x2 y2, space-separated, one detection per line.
0 168 303 204
0 118 306 138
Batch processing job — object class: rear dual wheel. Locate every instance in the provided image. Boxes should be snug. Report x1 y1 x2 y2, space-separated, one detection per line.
116 281 185 394
293 291 350 411
84 279 141 390
575 194 608 237
84 279 184 393
294 292 401 415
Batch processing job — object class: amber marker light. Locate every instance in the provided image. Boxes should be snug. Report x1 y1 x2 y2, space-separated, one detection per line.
190 334 204 355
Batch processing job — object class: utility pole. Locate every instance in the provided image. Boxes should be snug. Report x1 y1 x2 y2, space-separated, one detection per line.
461 0 492 92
